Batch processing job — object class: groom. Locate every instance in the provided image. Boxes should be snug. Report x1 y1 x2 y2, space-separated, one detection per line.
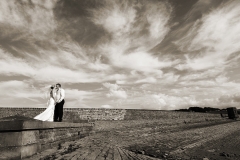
54 83 65 122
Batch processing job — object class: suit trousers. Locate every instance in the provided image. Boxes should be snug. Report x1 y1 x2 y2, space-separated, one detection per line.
54 99 65 122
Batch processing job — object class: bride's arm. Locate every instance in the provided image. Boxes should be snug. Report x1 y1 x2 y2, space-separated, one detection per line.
46 92 50 106
51 89 57 102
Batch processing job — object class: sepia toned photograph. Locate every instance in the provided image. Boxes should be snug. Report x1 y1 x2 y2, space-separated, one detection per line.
0 0 240 159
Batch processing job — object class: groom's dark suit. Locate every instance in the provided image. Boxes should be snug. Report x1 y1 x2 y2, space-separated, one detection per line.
54 88 65 122
54 99 65 122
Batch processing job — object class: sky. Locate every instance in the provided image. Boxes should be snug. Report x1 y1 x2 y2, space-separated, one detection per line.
0 0 240 110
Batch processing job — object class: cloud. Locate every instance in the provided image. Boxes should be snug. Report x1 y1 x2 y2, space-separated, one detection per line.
0 80 99 107
103 83 121 90
90 0 136 36
0 0 175 84
215 75 229 84
175 0 240 71
0 80 41 98
63 88 100 108
179 67 223 81
106 90 128 99
101 104 113 108
179 80 217 87
0 49 35 76
0 0 57 40
103 83 128 99
219 93 240 103
106 49 176 73
65 89 98 100
150 93 199 110
87 55 111 71
135 77 157 84
113 92 199 110
1 0 240 109
0 80 48 107
91 0 174 74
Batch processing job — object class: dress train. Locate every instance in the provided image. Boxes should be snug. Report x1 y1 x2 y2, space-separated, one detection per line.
34 97 55 122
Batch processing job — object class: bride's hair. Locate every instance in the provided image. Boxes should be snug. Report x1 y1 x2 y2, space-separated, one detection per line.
50 85 55 90
49 85 54 98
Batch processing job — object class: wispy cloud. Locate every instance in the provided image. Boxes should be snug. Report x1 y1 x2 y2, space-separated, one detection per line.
91 0 175 74
0 0 240 109
175 0 240 71
0 0 57 40
0 49 35 76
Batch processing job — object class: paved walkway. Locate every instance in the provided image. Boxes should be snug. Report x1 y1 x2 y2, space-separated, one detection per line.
25 134 161 160
25 119 240 160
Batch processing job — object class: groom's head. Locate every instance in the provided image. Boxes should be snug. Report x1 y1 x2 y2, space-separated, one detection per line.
56 83 61 89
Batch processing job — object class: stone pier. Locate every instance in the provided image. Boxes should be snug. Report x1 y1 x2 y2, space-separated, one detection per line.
0 116 94 160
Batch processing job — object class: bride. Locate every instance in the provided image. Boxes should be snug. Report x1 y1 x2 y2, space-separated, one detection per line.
34 85 56 122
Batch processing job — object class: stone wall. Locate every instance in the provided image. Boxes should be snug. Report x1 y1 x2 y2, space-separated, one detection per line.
0 108 126 121
0 116 93 159
64 108 126 121
0 107 221 121
124 109 219 120
0 108 45 119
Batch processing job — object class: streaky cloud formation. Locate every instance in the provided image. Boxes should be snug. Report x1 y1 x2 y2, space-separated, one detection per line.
175 0 240 71
0 0 240 109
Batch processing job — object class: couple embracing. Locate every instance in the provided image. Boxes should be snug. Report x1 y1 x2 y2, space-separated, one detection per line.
34 83 65 122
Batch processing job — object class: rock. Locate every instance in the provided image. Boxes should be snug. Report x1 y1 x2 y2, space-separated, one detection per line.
137 150 145 155
219 152 230 157
162 155 167 158
58 143 62 150
207 149 215 152
203 158 209 160
149 154 156 157
156 150 161 153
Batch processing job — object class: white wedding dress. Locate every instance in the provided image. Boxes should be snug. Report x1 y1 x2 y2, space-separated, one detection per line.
34 93 55 122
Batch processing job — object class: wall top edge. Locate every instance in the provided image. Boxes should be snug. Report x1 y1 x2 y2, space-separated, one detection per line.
0 107 165 111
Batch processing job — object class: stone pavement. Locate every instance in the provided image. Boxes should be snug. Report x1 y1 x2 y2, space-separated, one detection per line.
25 119 240 160
25 132 161 160
25 142 160 160
60 145 160 160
